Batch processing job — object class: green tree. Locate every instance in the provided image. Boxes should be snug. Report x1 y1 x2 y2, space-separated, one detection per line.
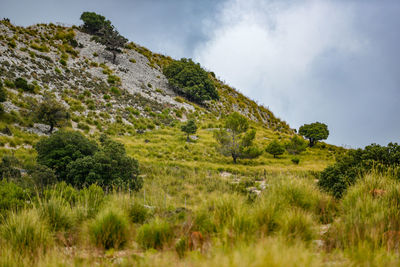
97 25 127 64
0 155 21 180
181 119 197 142
266 140 285 158
163 58 219 104
80 12 111 34
298 122 329 147
35 131 98 182
66 135 141 191
14 77 34 92
285 135 307 155
214 112 262 163
36 94 70 133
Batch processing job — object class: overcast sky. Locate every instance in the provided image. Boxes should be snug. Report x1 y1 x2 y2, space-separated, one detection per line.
1 0 399 148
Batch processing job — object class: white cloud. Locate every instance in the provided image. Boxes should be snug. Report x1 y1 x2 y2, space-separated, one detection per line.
194 0 370 146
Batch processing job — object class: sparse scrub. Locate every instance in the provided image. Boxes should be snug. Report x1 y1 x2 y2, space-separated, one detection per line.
136 218 174 250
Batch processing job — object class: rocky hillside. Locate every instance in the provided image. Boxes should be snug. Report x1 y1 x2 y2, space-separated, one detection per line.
0 20 291 137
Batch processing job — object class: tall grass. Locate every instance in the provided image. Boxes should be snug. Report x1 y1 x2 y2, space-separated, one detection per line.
137 218 174 250
89 207 129 249
326 172 400 250
0 209 52 256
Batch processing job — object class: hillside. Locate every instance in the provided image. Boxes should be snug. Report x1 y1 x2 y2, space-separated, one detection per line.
2 18 386 267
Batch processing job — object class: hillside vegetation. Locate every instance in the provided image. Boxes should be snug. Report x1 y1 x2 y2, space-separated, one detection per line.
1 15 399 266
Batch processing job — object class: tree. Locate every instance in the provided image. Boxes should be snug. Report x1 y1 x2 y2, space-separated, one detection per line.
80 12 111 34
66 135 141 190
214 112 262 163
285 135 307 155
163 58 219 104
266 140 285 158
298 122 329 147
36 94 70 133
181 119 197 142
35 131 98 182
80 12 127 64
97 25 127 63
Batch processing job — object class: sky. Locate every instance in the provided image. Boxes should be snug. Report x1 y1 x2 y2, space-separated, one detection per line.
1 0 399 148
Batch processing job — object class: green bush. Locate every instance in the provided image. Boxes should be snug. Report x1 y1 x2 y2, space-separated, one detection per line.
286 135 307 155
0 80 6 102
128 202 149 224
39 197 75 231
0 180 29 212
163 58 219 104
319 142 400 198
136 218 173 250
0 209 52 255
89 208 128 249
278 209 316 242
266 140 285 158
14 77 34 92
291 157 300 164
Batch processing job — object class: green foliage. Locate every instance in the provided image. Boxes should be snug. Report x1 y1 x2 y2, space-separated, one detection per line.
319 142 400 198
214 112 262 163
266 140 285 158
28 164 57 190
38 196 75 231
89 207 128 249
298 122 329 147
0 80 6 102
14 77 34 93
0 180 28 212
0 155 21 180
285 135 307 155
128 202 149 224
291 157 300 164
163 58 219 104
35 94 70 133
66 135 141 190
35 131 98 182
136 218 173 250
181 119 197 142
0 209 52 255
80 12 111 34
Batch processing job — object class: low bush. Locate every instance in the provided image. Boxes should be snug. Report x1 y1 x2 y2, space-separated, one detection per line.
0 180 29 212
136 218 173 250
89 207 129 249
38 196 75 231
128 202 149 224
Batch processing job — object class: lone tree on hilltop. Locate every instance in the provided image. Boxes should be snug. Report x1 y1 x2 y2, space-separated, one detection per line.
181 119 197 142
214 112 262 163
36 94 70 133
298 122 329 147
97 25 127 63
80 12 127 64
266 140 285 158
80 12 111 34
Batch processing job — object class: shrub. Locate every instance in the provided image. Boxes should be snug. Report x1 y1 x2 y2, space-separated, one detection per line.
319 142 400 198
278 209 316 242
14 77 34 92
163 58 219 104
0 180 28 212
28 164 57 190
39 197 75 231
0 80 6 102
266 140 285 158
291 157 300 164
35 131 98 182
136 218 173 250
89 208 129 249
128 202 149 224
286 135 307 155
129 58 136 63
35 94 70 133
0 209 52 255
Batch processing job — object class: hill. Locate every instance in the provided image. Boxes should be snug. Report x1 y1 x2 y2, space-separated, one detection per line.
1 17 380 267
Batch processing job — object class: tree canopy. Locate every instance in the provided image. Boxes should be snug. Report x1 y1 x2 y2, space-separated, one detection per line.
181 119 197 142
298 122 329 147
36 132 141 190
35 94 70 133
163 58 219 104
266 140 285 158
214 112 262 163
80 12 127 63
